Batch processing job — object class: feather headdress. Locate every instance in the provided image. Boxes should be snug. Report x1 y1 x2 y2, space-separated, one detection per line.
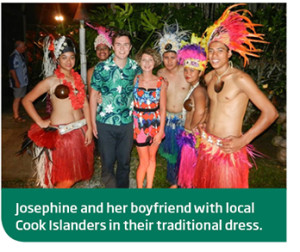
177 33 207 72
154 22 190 57
200 3 268 66
41 35 76 78
86 23 113 49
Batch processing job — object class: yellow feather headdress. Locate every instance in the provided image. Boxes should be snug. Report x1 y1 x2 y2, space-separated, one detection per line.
200 3 268 66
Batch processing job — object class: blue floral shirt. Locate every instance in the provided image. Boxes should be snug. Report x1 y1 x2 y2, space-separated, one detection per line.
9 50 28 88
91 54 141 125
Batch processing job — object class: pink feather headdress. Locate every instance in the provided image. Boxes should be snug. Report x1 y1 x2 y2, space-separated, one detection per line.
86 23 113 49
200 3 268 66
177 33 207 72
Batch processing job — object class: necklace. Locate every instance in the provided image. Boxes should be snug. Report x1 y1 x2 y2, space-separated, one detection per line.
54 66 86 110
214 62 232 93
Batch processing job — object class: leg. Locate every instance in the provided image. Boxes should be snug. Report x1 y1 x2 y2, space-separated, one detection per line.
136 146 150 188
115 123 133 188
54 180 75 188
146 143 159 188
13 97 22 119
97 122 117 188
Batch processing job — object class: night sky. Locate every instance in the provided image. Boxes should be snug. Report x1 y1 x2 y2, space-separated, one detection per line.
1 3 99 70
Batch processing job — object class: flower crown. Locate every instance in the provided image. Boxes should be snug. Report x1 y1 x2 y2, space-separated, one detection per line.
200 3 268 66
154 22 189 57
177 33 207 72
86 23 113 49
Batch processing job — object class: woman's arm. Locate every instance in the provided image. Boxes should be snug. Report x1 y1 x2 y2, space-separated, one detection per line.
22 78 51 128
190 87 207 131
82 97 93 145
89 88 99 139
153 79 167 145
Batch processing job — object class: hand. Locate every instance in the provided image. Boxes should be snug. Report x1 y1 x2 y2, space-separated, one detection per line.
97 92 102 104
84 128 93 146
37 119 51 128
220 135 245 153
92 122 98 139
153 133 163 145
192 126 199 136
198 123 206 132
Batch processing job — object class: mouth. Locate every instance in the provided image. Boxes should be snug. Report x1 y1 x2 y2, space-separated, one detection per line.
211 59 219 64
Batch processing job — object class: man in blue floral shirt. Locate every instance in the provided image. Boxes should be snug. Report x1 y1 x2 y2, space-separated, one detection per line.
9 41 28 122
90 30 141 188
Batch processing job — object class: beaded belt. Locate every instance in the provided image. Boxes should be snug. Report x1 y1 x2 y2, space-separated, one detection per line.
56 119 87 135
201 130 223 147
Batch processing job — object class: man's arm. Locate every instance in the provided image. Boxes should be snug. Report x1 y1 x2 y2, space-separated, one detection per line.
190 87 207 131
222 73 278 153
9 69 21 88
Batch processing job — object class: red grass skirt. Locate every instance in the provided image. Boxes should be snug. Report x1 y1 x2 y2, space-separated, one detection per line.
177 131 198 188
193 130 253 188
28 123 94 188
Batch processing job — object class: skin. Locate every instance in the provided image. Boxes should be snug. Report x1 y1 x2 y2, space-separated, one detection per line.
10 41 27 119
183 67 208 132
89 36 132 139
22 51 93 187
87 43 111 96
204 41 278 153
135 53 167 188
157 51 190 113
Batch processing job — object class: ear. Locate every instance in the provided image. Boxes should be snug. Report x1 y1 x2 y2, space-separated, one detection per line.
228 50 232 59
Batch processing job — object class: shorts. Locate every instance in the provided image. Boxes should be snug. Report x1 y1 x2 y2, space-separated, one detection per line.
13 86 27 98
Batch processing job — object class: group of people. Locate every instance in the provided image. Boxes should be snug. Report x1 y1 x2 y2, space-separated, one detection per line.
18 4 278 189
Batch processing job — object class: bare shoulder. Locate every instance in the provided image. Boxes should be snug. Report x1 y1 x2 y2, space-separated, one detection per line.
193 85 207 97
204 70 214 85
157 67 165 76
88 66 95 74
233 68 257 90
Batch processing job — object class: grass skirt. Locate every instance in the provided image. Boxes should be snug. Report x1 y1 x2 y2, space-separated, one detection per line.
177 130 198 188
193 130 255 188
28 123 94 188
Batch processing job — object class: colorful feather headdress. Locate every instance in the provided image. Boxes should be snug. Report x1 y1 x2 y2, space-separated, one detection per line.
177 33 207 72
154 22 190 57
200 3 268 66
86 23 113 49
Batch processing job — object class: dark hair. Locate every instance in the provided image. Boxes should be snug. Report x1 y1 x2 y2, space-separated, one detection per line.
61 37 76 55
112 30 132 45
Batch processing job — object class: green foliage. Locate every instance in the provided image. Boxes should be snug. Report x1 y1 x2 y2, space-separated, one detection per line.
35 3 286 111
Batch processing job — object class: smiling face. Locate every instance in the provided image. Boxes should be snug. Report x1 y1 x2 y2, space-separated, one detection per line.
140 53 155 73
96 44 110 62
58 52 76 72
112 36 132 60
183 67 202 85
208 41 232 69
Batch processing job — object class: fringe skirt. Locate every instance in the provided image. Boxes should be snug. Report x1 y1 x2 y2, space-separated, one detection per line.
28 121 94 188
177 130 198 188
193 129 255 188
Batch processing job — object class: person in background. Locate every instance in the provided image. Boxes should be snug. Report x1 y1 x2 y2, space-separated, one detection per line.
193 4 278 188
86 24 113 96
9 40 28 122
